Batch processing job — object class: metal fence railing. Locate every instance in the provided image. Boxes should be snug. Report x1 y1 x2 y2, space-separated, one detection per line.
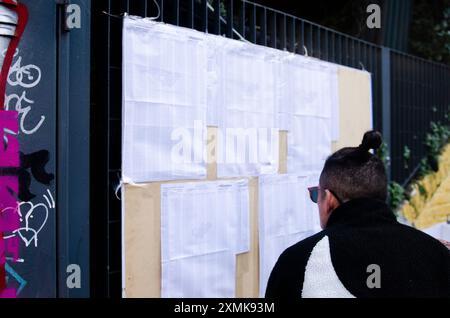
390 50 450 182
90 0 450 297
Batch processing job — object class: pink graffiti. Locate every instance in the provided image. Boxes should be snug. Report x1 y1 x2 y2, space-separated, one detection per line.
0 176 19 230
0 288 16 298
0 0 28 298
0 111 19 167
0 113 20 292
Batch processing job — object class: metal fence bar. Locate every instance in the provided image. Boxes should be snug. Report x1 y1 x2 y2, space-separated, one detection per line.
299 19 304 54
201 0 208 32
175 0 180 25
336 34 342 64
257 6 266 46
382 47 392 181
268 10 276 48
279 14 286 50
239 0 244 39
226 0 233 38
247 3 256 43
158 0 164 22
288 16 295 53
316 25 320 58
187 0 194 28
213 0 221 34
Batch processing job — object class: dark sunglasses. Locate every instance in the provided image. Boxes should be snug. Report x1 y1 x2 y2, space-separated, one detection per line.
307 186 342 204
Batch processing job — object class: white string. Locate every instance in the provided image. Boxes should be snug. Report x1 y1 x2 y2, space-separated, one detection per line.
359 61 366 71
114 175 150 200
126 0 160 21
148 0 160 21
102 0 160 21
104 0 250 44
114 178 123 200
303 45 308 57
101 11 125 19
206 1 251 44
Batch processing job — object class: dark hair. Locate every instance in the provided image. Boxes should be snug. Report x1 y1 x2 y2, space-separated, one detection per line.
319 130 387 202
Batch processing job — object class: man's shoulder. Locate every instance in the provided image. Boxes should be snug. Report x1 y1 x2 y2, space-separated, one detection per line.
395 222 450 256
265 230 328 298
279 230 327 263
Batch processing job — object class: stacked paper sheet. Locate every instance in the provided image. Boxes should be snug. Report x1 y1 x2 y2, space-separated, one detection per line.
161 179 250 297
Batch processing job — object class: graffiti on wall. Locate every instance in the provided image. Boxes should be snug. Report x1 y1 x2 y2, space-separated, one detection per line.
5 48 44 135
0 0 54 298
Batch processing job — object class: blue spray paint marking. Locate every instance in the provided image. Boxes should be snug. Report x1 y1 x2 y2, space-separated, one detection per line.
5 262 27 295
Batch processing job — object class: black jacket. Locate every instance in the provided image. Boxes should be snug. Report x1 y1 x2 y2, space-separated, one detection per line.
265 198 450 298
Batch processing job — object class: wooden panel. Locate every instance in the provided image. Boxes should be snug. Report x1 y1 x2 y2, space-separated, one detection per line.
332 67 373 152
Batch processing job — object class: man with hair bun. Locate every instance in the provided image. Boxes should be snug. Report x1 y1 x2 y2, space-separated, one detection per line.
266 131 450 298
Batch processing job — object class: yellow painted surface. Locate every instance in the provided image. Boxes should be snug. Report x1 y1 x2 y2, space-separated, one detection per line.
402 144 450 229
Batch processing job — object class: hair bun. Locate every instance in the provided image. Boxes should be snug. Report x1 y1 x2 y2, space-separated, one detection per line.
359 130 382 152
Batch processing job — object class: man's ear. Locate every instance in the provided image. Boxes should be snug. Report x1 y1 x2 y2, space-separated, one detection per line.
325 189 340 213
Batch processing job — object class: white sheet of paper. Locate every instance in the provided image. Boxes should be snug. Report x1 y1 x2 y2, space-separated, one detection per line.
277 55 337 174
278 55 337 119
259 174 309 236
162 249 236 298
207 35 276 127
122 18 208 182
259 231 314 297
215 180 251 254
161 179 250 262
258 174 322 297
216 127 279 177
329 65 340 141
162 183 229 261
288 116 331 174
207 36 280 177
160 179 249 297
